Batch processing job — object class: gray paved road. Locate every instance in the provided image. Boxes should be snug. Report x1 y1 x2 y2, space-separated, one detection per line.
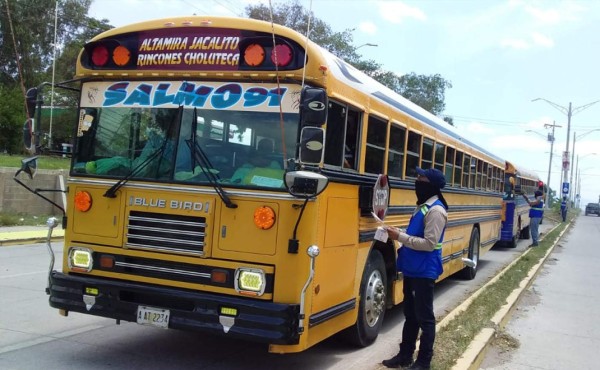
0 220 556 370
481 214 600 370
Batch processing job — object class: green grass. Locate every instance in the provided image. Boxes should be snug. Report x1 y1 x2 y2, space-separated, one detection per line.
0 154 70 170
1 154 68 226
432 214 570 369
0 212 55 226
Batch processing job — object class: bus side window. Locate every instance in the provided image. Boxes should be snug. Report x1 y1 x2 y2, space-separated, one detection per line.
454 151 463 187
324 101 361 170
405 131 421 178
421 138 434 170
462 154 470 188
344 109 360 170
388 123 406 178
364 115 387 174
470 157 476 189
434 142 445 173
324 101 345 167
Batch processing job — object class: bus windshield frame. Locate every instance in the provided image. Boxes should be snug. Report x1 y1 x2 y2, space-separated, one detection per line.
72 80 300 190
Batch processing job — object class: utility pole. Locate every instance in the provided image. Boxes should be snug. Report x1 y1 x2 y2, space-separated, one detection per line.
544 121 560 208
532 98 600 210
569 131 576 204
563 102 572 206
49 0 59 149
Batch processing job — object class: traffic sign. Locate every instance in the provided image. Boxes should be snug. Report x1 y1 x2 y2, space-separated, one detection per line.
562 182 569 195
372 174 390 221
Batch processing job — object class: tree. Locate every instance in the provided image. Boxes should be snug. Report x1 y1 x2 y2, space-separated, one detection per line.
0 85 25 154
395 72 453 116
244 1 452 121
0 0 111 152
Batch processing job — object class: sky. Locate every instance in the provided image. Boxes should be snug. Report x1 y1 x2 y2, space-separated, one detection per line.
88 0 600 208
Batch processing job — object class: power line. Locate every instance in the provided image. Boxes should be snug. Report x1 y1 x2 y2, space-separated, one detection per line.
449 114 600 130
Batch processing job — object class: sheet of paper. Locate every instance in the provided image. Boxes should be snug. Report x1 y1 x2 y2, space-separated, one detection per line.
371 212 385 226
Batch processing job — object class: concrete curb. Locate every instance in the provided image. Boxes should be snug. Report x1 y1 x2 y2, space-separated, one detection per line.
0 229 65 246
449 222 571 370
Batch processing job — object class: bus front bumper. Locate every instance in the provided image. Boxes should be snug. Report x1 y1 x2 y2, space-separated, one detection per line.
48 271 301 345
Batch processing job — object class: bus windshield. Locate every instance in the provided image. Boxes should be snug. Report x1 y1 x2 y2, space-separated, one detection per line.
72 81 300 189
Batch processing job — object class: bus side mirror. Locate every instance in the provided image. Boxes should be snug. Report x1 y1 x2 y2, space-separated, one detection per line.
299 126 325 166
284 170 328 198
26 87 38 118
299 86 327 127
23 118 35 153
16 156 39 179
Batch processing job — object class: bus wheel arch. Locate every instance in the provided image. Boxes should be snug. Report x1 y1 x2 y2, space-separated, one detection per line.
372 239 396 295
520 221 531 239
458 225 480 280
341 246 387 347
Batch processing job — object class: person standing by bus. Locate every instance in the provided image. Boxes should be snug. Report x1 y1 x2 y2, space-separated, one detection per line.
560 196 568 222
523 190 544 246
382 167 448 370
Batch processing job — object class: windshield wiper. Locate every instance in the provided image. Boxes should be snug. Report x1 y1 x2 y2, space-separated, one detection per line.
104 106 182 198
187 108 236 208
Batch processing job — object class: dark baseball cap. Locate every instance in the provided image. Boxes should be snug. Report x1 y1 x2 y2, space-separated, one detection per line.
416 167 446 190
535 190 543 197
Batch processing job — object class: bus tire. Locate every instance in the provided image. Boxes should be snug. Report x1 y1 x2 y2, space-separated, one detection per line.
342 250 387 347
520 225 530 239
458 227 480 280
507 233 518 248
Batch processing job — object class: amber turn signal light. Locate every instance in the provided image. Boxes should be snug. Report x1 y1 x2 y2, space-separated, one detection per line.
253 206 275 230
244 44 265 66
112 45 131 66
74 191 92 212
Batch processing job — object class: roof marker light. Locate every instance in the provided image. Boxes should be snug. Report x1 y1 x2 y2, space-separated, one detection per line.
112 45 130 66
244 44 265 66
271 44 292 67
91 45 109 67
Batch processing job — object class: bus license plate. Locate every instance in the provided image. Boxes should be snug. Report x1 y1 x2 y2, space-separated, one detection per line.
136 306 170 329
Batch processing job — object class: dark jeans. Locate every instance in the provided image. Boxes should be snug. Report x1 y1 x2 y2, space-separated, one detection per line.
400 276 436 366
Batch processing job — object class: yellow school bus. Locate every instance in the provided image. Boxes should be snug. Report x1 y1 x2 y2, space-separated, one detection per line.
20 16 505 353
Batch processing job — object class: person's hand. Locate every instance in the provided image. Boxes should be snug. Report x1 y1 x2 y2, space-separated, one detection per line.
385 226 401 240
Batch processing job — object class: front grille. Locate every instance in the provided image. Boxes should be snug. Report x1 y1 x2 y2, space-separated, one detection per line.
126 211 206 256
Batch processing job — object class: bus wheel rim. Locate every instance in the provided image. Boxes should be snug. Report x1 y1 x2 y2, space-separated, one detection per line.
473 238 480 263
365 270 385 327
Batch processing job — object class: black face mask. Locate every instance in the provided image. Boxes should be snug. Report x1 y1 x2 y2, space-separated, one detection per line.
415 180 437 205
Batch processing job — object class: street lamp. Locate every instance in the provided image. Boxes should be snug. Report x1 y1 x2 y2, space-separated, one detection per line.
569 129 600 202
577 166 595 208
574 153 597 207
531 98 600 208
356 43 378 50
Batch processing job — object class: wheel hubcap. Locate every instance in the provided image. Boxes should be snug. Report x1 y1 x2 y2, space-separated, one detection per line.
364 270 385 327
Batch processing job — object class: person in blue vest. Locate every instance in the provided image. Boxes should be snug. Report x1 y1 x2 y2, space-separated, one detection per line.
523 190 544 247
381 167 448 370
560 196 568 222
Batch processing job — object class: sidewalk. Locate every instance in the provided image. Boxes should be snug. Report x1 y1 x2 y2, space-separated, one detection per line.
0 225 65 246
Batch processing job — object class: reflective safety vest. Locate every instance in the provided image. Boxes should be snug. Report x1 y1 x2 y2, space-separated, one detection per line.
529 198 544 218
397 199 446 280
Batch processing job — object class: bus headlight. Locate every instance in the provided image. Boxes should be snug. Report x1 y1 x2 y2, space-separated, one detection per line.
235 268 266 296
68 247 94 272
